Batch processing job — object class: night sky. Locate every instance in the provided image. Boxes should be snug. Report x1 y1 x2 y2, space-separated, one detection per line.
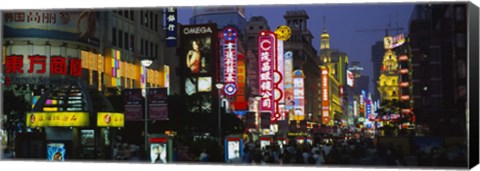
177 3 416 93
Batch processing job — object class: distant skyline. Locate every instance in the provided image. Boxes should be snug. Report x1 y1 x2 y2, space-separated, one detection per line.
178 3 416 94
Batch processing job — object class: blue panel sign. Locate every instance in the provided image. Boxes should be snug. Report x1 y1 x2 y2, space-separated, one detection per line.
165 7 177 47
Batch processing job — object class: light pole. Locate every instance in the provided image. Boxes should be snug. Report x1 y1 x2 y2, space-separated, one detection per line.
215 82 224 143
141 59 153 152
254 95 262 134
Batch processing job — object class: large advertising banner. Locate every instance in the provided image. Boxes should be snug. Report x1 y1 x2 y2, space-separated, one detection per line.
124 89 143 121
47 143 65 161
4 10 101 47
180 24 217 114
222 27 238 96
284 51 294 111
258 31 276 117
148 88 169 121
321 67 330 124
293 70 305 121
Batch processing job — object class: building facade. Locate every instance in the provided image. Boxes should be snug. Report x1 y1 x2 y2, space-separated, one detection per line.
409 4 467 136
283 10 320 122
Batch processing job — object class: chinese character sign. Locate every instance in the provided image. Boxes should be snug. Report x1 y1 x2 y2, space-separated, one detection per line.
222 27 238 96
258 31 276 116
321 68 330 124
165 7 177 47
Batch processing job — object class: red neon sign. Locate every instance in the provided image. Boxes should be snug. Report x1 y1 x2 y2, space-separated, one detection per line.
258 30 277 121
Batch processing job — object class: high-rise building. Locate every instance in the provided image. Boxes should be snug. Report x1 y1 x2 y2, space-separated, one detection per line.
409 4 467 136
371 41 384 101
245 16 270 99
319 17 347 125
190 6 247 39
283 10 320 123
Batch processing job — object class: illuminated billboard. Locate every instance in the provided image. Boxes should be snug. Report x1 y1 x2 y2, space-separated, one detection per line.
258 30 276 116
347 70 354 87
293 70 305 121
284 51 294 110
97 112 124 127
4 11 101 46
180 24 217 114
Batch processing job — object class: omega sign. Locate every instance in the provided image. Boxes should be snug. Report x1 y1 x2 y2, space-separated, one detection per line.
183 26 213 35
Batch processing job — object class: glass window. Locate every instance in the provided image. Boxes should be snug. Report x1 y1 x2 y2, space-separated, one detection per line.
141 38 144 55
130 10 134 21
155 14 158 32
456 33 466 48
118 30 123 49
130 35 135 51
124 10 129 18
112 28 117 46
124 32 129 50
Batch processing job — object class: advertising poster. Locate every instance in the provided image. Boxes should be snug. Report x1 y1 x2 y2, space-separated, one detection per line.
47 143 65 161
150 143 167 163
123 89 143 121
293 70 305 120
260 139 271 150
180 24 217 114
148 88 169 121
4 10 101 47
227 140 241 161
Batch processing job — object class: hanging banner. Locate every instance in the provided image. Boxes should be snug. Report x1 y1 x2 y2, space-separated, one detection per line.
293 70 305 121
165 7 178 47
148 88 169 121
258 30 276 119
124 89 143 121
284 51 294 111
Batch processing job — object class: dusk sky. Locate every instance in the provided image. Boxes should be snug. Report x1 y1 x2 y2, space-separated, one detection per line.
177 3 416 93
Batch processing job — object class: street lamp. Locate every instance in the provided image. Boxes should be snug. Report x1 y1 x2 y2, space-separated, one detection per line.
141 59 153 152
215 82 224 143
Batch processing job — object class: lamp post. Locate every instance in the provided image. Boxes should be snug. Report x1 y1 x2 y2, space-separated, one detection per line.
215 82 224 143
141 59 153 152
254 95 262 134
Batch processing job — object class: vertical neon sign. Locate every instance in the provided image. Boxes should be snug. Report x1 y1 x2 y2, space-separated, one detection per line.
321 67 329 124
222 27 238 96
258 30 276 119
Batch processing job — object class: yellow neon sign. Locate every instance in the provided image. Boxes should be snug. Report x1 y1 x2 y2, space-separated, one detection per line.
97 112 124 127
26 112 89 127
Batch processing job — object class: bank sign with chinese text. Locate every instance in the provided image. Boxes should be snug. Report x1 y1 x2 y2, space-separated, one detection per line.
258 31 276 121
4 55 82 85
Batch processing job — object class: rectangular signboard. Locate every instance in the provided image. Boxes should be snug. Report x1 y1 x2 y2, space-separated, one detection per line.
148 88 169 121
124 89 143 121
